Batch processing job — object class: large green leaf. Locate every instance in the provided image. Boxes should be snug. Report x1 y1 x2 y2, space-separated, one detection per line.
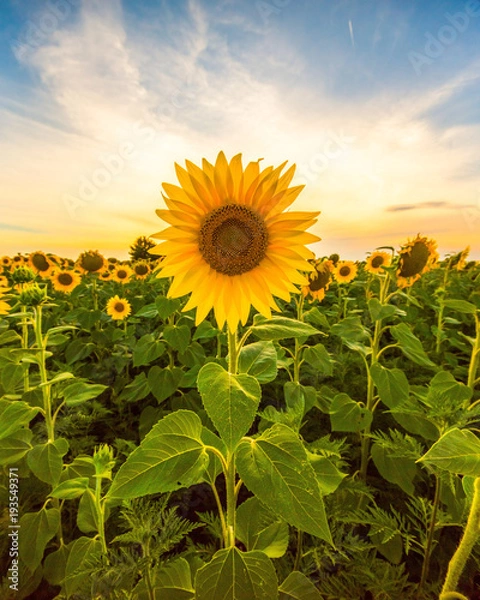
27 438 69 486
238 341 278 383
64 536 103 598
303 343 333 376
279 571 322 600
107 410 208 499
148 365 184 403
371 443 417 496
0 429 32 465
306 453 346 495
62 381 107 406
156 296 182 319
133 333 165 366
1 363 24 393
195 547 278 600
370 364 409 409
197 363 261 451
368 298 396 322
331 316 369 343
19 508 60 571
443 299 477 315
426 371 472 408
330 393 372 432
50 477 90 500
163 324 191 353
237 424 332 543
0 399 39 440
251 315 319 341
43 543 70 586
236 497 289 558
134 557 195 600
390 324 435 368
418 428 480 476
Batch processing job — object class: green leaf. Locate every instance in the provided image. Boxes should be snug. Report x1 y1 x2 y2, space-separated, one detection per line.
370 364 409 409
418 428 480 476
62 381 107 406
443 299 477 314
236 497 289 558
133 333 165 367
107 410 208 499
0 329 22 345
426 371 472 407
371 443 417 496
197 363 261 451
193 320 220 341
237 424 332 544
307 453 346 495
251 315 319 341
77 488 98 533
1 363 24 393
27 438 69 486
64 536 103 598
331 316 369 343
0 429 32 465
43 543 70 586
368 298 396 322
238 341 278 383
118 372 151 402
390 323 436 368
148 365 184 403
303 343 333 376
195 547 278 600
330 393 372 432
136 302 158 318
156 295 182 319
65 339 95 364
50 477 90 499
19 507 60 571
0 399 39 440
279 571 323 600
164 324 191 353
153 557 194 599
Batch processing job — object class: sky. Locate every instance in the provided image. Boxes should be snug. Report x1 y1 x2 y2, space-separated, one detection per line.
0 0 479 260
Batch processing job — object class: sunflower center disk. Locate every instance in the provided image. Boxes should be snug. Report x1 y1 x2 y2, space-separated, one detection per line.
371 256 384 268
114 303 125 312
58 273 73 285
339 266 351 277
398 242 430 277
199 205 268 276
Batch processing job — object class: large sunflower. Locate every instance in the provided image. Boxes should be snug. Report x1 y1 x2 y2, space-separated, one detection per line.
51 270 82 293
106 295 132 320
28 251 54 277
365 251 392 275
397 234 438 288
302 258 333 302
333 260 358 284
152 152 320 332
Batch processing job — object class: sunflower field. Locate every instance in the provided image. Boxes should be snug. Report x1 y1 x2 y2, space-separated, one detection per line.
1 154 480 600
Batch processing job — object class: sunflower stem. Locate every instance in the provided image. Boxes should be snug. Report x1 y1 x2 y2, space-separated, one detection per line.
21 305 30 393
418 474 441 593
227 329 239 375
467 313 480 391
225 451 236 548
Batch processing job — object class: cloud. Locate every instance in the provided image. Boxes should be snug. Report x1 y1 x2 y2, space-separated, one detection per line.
0 222 44 233
386 200 476 212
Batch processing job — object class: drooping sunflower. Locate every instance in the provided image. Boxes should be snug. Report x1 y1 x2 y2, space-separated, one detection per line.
302 258 333 302
0 256 12 269
396 234 438 288
106 295 132 320
76 250 107 274
365 251 392 275
334 260 358 284
51 270 82 293
113 265 133 284
28 251 54 277
152 152 320 331
132 261 152 279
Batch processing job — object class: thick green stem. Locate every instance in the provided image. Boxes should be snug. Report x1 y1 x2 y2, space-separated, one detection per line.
95 476 108 557
34 307 54 442
441 476 480 596
21 305 30 393
225 452 236 548
436 302 445 355
467 314 480 391
228 329 238 375
418 475 441 592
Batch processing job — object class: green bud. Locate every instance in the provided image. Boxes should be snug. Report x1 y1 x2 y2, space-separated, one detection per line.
10 266 36 285
17 283 48 307
93 444 115 480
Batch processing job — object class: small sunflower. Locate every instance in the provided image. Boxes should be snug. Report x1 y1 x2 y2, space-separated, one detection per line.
132 261 151 279
397 234 438 288
113 265 133 284
76 250 107 274
51 270 82 293
98 270 113 281
450 246 470 271
365 251 392 275
11 255 25 267
106 295 132 320
28 251 54 277
0 256 12 269
0 275 9 287
334 260 358 284
152 151 320 332
302 259 333 302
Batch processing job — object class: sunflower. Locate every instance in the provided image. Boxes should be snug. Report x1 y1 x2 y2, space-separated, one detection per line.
51 270 82 293
0 275 9 287
98 270 113 281
0 290 11 315
302 259 333 301
76 250 107 274
334 260 358 284
113 265 133 284
28 251 54 277
152 151 320 332
450 246 470 271
396 234 438 288
365 251 392 275
11 255 25 267
0 256 12 269
106 295 132 320
132 261 151 279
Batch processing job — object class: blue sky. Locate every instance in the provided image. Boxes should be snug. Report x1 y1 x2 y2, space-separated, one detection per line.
0 0 479 259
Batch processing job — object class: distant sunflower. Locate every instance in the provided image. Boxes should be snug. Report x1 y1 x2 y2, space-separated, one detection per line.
106 295 132 320
0 275 9 287
113 265 133 284
152 151 320 332
28 251 54 277
397 234 438 288
334 260 358 284
365 251 392 275
302 259 333 302
450 246 470 271
132 261 151 279
51 270 82 293
98 270 113 282
76 250 107 274
1 256 12 269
